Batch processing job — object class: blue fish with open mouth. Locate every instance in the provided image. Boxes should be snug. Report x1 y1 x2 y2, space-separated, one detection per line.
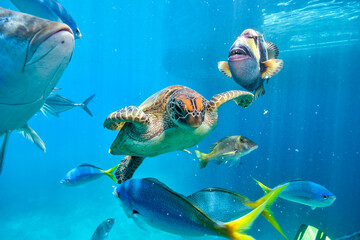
218 29 283 98
254 179 336 210
114 178 287 240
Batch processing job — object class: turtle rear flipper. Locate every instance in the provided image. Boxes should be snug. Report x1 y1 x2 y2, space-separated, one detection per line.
115 156 145 184
103 106 150 131
207 90 254 113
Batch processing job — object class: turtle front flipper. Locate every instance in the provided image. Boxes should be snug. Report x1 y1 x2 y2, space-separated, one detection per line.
103 106 150 131
115 156 145 184
207 90 254 113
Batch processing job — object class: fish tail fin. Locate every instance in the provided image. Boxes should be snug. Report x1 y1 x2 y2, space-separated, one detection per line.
253 178 272 194
245 184 289 239
0 131 11 175
81 94 95 117
222 185 287 240
194 150 209 169
103 163 120 183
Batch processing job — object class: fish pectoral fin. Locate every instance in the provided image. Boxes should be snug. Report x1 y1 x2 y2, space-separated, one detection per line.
311 206 316 210
265 41 280 59
132 211 149 231
0 131 11 174
254 85 265 98
182 149 192 154
260 59 283 79
40 103 61 118
17 125 46 152
222 151 237 156
218 61 232 78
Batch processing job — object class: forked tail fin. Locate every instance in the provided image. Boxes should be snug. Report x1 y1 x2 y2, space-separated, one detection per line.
245 183 290 239
102 163 121 183
81 94 95 117
194 150 210 169
222 185 288 240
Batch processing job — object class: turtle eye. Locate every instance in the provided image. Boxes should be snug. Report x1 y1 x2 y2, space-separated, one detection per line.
174 104 184 115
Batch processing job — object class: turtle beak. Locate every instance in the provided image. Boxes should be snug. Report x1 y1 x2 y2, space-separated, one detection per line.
186 114 202 128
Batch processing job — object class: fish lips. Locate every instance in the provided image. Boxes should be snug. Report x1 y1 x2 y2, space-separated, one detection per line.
24 22 74 70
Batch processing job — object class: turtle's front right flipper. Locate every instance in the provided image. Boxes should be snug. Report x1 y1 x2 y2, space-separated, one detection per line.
115 156 145 184
103 106 150 131
0 131 11 174
207 90 254 113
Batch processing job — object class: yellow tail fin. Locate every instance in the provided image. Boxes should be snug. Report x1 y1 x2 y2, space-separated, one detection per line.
253 178 273 194
102 163 120 183
194 150 210 169
222 185 288 240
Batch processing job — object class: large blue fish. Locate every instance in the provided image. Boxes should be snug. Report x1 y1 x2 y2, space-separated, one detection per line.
0 8 74 174
187 187 287 239
10 0 82 39
91 218 115 240
218 29 283 98
60 164 119 186
254 179 336 210
114 178 287 240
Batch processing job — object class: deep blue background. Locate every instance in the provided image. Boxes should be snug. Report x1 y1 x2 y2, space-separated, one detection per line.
1 0 359 239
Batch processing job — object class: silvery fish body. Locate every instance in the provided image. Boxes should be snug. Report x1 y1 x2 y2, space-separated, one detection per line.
91 218 115 240
0 7 74 173
10 0 81 38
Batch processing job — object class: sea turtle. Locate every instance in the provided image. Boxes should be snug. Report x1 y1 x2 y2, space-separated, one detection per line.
103 85 254 183
0 7 75 173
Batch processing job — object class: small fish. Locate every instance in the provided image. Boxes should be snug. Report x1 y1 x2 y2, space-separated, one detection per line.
60 163 119 186
254 179 336 210
114 178 287 240
91 218 115 240
187 187 288 239
194 136 258 169
337 231 360 240
41 94 95 117
10 0 82 39
218 29 283 98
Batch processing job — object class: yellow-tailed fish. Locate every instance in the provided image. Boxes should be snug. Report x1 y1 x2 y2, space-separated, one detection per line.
60 163 120 186
218 29 283 98
188 187 288 239
254 179 336 210
114 178 287 240
195 135 258 169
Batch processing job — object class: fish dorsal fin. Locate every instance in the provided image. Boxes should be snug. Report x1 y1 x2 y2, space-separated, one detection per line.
209 142 219 152
78 163 101 169
217 61 232 78
17 125 46 152
194 187 250 202
287 178 305 183
260 59 283 79
265 41 280 59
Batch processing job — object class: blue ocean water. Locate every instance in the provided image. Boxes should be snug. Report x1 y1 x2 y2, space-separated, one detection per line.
1 0 360 239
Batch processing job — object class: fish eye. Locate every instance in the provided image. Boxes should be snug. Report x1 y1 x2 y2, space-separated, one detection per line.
239 138 245 143
323 195 328 199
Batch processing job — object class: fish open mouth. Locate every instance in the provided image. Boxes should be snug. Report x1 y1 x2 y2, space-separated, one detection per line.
229 46 250 57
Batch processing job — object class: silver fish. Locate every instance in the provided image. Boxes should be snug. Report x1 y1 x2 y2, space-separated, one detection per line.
194 135 258 168
10 0 82 39
41 93 95 117
91 218 115 240
0 8 74 174
218 29 283 98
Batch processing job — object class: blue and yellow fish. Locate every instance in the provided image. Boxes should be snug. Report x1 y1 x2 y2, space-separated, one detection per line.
60 164 119 186
114 178 287 240
254 179 336 210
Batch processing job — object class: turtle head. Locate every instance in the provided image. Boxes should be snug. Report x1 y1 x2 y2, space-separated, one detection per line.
168 89 206 129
